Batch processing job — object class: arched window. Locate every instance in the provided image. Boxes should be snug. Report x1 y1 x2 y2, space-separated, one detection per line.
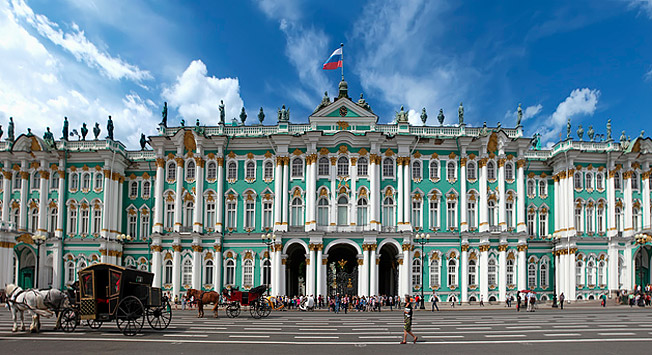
262 259 271 286
204 260 214 285
586 205 594 234
506 259 515 285
505 162 513 180
128 209 137 236
528 263 537 289
585 172 593 190
430 160 439 180
539 210 548 237
633 207 641 231
140 210 150 240
527 210 535 236
67 205 78 235
357 157 368 176
262 201 272 230
226 201 236 229
357 198 368 226
245 161 255 180
207 161 217 180
291 158 303 178
615 206 622 232
506 201 514 229
466 161 476 180
318 157 330 176
487 161 496 180
164 259 173 284
447 162 456 180
614 172 621 190
243 259 253 286
540 261 548 288
48 207 58 233
632 172 639 190
539 180 546 196
575 204 582 232
412 161 421 180
227 161 237 180
598 260 606 285
92 205 102 235
70 173 79 191
382 196 395 227
65 261 76 284
337 196 348 226
165 199 175 230
527 180 535 196
488 259 497 286
142 181 151 199
447 200 457 230
130 181 138 197
186 160 196 180
167 162 176 181
50 171 59 190
587 260 596 285
488 200 496 227
206 201 216 230
468 259 477 285
31 172 40 190
467 200 476 229
574 172 582 189
182 259 193 286
94 173 103 191
264 161 274 179
290 197 304 226
80 206 90 235
184 201 194 228
412 259 421 288
447 259 457 287
411 198 422 229
597 204 605 234
430 259 440 287
576 260 584 285
383 158 394 178
225 259 235 285
81 173 90 191
596 173 604 190
337 157 349 176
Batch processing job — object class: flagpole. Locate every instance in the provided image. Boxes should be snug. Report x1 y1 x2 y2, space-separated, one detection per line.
340 43 344 81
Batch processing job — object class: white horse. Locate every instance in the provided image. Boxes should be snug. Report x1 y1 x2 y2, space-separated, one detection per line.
5 284 68 333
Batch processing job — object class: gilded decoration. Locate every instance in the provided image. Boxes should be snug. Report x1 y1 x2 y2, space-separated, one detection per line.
319 147 329 155
191 245 203 252
448 152 456 159
468 252 477 261
183 130 196 152
384 149 395 157
293 148 303 156
336 121 349 130
151 245 163 252
517 244 528 252
497 244 508 252
358 148 368 156
413 151 422 159
431 153 439 159
172 245 183 253
16 234 34 245
461 244 469 252
507 251 516 260
330 156 337 165
213 245 222 252
479 245 490 252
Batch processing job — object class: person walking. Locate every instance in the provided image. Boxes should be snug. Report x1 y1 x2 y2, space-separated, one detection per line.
400 295 418 344
479 295 484 307
559 292 565 310
431 291 439 312
516 292 521 312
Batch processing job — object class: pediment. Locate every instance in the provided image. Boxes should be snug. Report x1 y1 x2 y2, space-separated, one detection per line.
11 134 50 152
309 98 377 126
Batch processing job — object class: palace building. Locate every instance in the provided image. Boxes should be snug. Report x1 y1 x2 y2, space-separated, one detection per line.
1 80 651 303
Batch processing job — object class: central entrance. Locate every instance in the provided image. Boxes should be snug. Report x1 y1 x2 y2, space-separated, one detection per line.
285 243 307 296
378 243 399 297
635 245 651 287
327 244 358 296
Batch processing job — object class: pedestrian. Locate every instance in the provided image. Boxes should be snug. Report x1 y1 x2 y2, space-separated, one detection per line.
479 295 484 307
400 295 418 344
600 293 606 307
432 291 439 312
559 292 565 310
516 292 521 312
389 295 394 311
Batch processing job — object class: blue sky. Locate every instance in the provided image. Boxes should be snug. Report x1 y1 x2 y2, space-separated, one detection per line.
1 0 652 148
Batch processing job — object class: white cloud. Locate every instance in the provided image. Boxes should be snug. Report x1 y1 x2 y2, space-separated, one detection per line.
255 0 302 22
504 104 543 123
11 0 152 83
537 88 600 145
162 60 244 125
626 0 652 18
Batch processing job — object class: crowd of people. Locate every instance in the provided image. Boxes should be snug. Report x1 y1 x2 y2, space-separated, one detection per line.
620 284 652 307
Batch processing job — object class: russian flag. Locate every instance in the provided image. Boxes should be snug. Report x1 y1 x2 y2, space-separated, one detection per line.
323 47 342 70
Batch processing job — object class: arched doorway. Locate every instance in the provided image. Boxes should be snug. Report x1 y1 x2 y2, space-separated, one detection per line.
634 246 651 287
327 244 359 296
15 245 35 288
285 243 307 296
378 243 399 297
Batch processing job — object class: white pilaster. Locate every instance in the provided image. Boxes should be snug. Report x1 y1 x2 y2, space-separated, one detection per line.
568 248 577 301
192 242 201 290
498 159 506 231
173 159 183 232
623 165 633 235
516 159 526 233
316 245 324 296
461 244 469 302
479 159 488 232
369 155 378 230
192 155 204 233
151 238 162 288
479 245 489 302
498 244 507 301
281 158 289 230
397 158 404 226
403 159 411 230
460 158 467 232
362 246 370 296
213 246 222 291
172 243 181 297
369 245 377 296
216 158 224 232
642 163 650 229
153 159 165 233
308 245 316 295
18 161 28 231
517 244 527 291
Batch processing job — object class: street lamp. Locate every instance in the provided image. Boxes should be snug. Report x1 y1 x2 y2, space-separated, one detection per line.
261 232 276 295
414 232 430 310
116 234 132 267
31 234 47 289
545 233 560 308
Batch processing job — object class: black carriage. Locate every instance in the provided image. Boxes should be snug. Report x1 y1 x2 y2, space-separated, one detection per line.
60 263 172 336
221 285 271 319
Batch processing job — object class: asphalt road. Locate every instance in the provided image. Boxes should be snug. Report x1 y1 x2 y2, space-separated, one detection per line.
1 305 651 354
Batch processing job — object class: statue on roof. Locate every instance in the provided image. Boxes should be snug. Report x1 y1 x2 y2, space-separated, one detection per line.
606 119 612 141
81 123 88 141
258 107 265 124
577 125 584 141
640 130 645 138
587 125 595 141
7 117 14 142
219 100 225 125
93 122 101 140
278 105 290 122
140 133 147 151
516 103 523 126
161 102 168 127
566 118 571 140
480 121 488 136
496 122 501 130
106 115 114 140
26 128 33 137
0 125 3 140
357 93 371 112
61 116 68 141
239 107 247 125
620 130 627 143
532 133 541 150
458 102 464 125
43 127 55 148
420 108 428 125
396 106 408 123
314 91 331 113
437 109 445 125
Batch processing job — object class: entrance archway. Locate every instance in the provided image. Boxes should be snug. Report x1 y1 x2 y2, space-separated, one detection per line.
15 245 35 288
285 243 307 296
378 243 399 297
634 245 651 287
327 244 359 296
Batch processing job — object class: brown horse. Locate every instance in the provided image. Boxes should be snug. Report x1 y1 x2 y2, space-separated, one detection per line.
186 289 220 318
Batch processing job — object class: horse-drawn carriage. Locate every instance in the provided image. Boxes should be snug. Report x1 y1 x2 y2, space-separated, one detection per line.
222 285 271 319
60 263 172 336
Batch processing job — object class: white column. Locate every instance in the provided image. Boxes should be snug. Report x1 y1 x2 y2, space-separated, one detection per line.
362 246 370 296
316 244 324 297
153 159 165 233
2 170 10 225
37 168 48 236
18 163 28 231
116 178 124 235
279 254 287 296
172 244 181 298
369 155 378 230
192 243 202 290
516 160 526 233
403 159 411 229
397 158 404 226
479 245 489 302
554 251 560 297
642 165 650 229
193 156 204 233
568 248 577 300
308 245 316 295
305 155 316 231
357 256 364 297
350 159 358 228
369 245 377 296
461 244 469 302
607 241 618 294
281 158 289 230
213 245 222 291
274 244 283 296
215 158 224 232
498 159 506 231
479 159 488 232
498 245 507 301
101 168 112 238
623 167 633 235
173 159 183 232
460 158 467 232
606 162 616 237
559 251 566 297
49 240 62 289
151 240 162 288
517 244 527 291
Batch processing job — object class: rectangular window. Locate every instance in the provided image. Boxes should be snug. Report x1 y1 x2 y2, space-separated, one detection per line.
165 202 174 230
262 202 273 229
206 202 216 230
141 214 150 239
80 209 89 235
597 207 604 234
506 202 513 229
92 209 101 235
467 202 475 229
411 201 421 229
527 213 535 236
128 214 137 237
226 202 237 229
244 201 255 229
447 202 456 230
586 208 594 234
357 203 368 227
539 213 547 237
429 200 439 230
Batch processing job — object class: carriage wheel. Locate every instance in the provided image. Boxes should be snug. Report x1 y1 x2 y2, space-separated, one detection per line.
60 308 78 333
147 300 172 330
257 300 272 318
226 303 240 318
87 319 103 330
249 299 262 319
116 296 145 336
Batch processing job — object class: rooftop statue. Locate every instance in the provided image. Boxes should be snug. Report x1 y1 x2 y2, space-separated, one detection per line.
420 108 428 125
314 91 331 113
620 130 627 143
396 105 408 123
219 100 225 125
577 125 584 141
458 102 464 125
258 107 265 124
81 123 88 141
496 121 501 130
566 118 571 140
194 119 204 135
0 124 3 140
278 105 290 122
531 133 542 150
516 103 523 126
640 130 645 138
93 122 101 140
140 133 147 151
43 127 55 148
357 93 372 112
26 128 33 137
107 115 114 140
606 119 612 141
587 125 595 141
62 116 69 141
480 121 488 136
240 107 247 125
437 109 445 125
7 117 14 142
161 102 168 127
